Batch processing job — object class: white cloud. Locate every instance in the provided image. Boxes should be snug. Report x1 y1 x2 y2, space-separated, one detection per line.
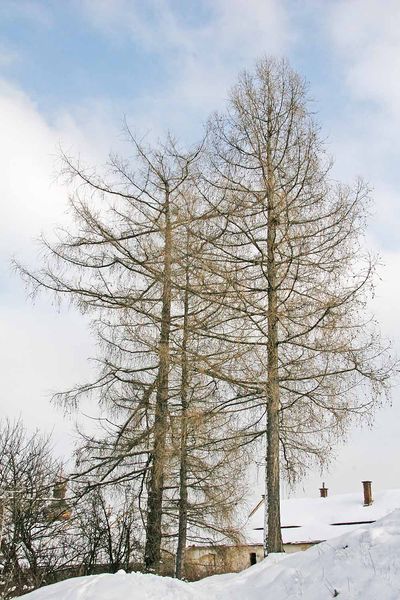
325 0 400 163
82 0 290 57
79 0 293 138
0 303 94 454
328 0 400 118
0 82 66 258
319 0 400 251
0 81 121 263
0 80 101 457
303 2 400 496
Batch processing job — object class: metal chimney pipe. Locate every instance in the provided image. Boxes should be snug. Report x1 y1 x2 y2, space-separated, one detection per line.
319 482 328 498
362 481 373 506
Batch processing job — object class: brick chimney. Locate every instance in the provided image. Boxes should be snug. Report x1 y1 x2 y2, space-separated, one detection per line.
319 482 328 498
362 480 373 506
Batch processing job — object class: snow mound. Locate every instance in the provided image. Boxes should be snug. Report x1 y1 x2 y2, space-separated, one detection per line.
17 509 400 600
204 509 400 599
17 571 209 600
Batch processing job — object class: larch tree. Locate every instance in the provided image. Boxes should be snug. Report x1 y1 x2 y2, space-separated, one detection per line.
16 131 248 576
203 57 394 554
16 133 202 573
159 195 250 579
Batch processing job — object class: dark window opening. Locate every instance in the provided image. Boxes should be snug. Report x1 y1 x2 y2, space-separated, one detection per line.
250 552 257 566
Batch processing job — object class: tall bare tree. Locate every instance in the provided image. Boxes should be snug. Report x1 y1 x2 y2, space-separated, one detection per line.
203 57 394 554
16 133 202 573
169 199 251 578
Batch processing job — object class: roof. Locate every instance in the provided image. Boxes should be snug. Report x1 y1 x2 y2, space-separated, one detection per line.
245 488 400 545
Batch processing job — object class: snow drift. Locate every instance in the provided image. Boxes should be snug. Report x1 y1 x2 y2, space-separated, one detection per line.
17 509 400 599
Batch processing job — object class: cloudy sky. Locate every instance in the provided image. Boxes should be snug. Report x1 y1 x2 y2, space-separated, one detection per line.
1 0 400 499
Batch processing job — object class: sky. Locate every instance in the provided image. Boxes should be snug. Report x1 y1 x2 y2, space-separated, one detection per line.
1 0 400 500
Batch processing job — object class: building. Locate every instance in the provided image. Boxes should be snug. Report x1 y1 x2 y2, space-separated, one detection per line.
185 482 400 577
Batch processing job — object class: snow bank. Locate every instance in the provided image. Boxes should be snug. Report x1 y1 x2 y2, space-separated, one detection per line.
17 570 210 600
17 509 400 599
200 509 400 599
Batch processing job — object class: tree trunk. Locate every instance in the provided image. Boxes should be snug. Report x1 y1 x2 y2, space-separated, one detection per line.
264 138 283 556
144 191 173 572
175 254 190 579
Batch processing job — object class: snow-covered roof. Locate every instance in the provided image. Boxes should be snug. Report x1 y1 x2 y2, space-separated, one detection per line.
245 488 400 544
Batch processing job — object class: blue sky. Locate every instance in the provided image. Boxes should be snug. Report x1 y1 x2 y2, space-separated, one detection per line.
0 2 165 113
1 0 400 498
1 0 398 219
0 1 347 140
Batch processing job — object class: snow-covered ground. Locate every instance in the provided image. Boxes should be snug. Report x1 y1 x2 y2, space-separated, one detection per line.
17 509 400 599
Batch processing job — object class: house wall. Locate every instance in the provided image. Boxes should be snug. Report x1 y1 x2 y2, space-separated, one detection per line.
185 544 263 579
185 541 315 579
284 542 314 553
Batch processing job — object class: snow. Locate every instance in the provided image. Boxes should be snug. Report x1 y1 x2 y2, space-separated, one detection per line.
246 488 400 544
16 571 210 600
207 510 400 598
16 509 400 599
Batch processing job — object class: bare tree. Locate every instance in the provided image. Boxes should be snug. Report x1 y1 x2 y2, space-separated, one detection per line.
70 485 141 575
0 420 71 598
15 133 208 573
203 57 395 554
69 190 250 579
165 196 251 578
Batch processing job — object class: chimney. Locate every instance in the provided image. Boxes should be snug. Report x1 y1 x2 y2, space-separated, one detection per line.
362 481 373 506
319 482 328 498
53 477 67 500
